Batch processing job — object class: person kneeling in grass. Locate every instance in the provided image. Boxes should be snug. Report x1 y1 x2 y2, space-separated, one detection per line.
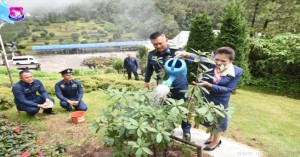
55 68 88 112
12 69 57 116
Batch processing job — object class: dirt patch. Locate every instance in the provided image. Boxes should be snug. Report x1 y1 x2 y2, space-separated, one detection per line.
66 140 212 157
66 140 113 157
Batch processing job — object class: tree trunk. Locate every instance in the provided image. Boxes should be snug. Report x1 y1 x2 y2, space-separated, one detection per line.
250 0 259 37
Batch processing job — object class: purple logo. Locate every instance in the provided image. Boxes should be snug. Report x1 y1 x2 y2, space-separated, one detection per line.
9 7 24 22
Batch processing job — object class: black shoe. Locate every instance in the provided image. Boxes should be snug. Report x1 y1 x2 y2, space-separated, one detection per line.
183 133 191 141
43 110 57 115
204 140 212 145
27 113 35 117
203 140 222 151
66 108 72 112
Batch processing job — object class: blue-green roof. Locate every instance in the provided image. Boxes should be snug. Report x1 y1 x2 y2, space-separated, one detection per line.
32 40 150 51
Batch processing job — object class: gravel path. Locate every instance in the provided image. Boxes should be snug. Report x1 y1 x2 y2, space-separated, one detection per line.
7 51 136 72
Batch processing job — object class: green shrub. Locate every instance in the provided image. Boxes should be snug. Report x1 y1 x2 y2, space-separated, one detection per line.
91 87 189 156
45 36 51 40
112 59 123 73
49 32 55 37
0 117 66 156
17 44 27 49
104 68 116 74
0 87 14 110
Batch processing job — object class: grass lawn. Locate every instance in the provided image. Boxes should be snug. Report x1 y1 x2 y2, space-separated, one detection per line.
226 89 300 157
1 90 110 149
1 78 300 156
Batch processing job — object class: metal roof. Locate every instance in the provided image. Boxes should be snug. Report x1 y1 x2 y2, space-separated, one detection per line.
32 40 150 51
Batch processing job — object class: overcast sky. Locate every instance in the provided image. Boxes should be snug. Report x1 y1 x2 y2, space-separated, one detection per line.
6 0 85 14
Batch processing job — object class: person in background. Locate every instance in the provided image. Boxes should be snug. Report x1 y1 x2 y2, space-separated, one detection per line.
144 31 191 141
176 47 243 151
12 70 57 116
124 52 139 80
55 68 88 112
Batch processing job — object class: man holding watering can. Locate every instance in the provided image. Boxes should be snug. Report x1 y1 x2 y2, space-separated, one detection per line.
144 31 191 141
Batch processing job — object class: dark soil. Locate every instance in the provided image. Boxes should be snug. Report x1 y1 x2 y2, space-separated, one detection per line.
66 140 212 157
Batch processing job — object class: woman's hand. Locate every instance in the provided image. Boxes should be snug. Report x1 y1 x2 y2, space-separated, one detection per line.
193 81 212 88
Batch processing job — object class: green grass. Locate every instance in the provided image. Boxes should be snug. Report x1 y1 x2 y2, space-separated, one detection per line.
227 89 300 157
1 68 300 156
1 90 110 147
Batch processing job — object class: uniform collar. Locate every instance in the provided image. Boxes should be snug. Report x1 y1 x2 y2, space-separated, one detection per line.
20 80 34 86
155 44 171 55
63 80 74 84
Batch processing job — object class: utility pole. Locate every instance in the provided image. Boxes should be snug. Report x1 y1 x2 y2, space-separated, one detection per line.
0 32 14 86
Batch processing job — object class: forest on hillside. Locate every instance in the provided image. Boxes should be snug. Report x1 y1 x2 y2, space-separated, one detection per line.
0 0 299 43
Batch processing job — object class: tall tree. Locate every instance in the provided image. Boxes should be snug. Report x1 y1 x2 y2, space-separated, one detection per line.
216 2 251 85
186 14 215 52
185 14 215 82
245 0 300 36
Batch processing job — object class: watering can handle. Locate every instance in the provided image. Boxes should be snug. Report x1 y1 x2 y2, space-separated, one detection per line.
171 58 178 71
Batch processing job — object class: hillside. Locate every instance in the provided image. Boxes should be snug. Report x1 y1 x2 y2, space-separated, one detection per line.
0 19 140 54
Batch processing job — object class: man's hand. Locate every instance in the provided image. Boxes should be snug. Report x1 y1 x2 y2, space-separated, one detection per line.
73 101 79 106
38 104 47 109
175 51 190 58
45 98 52 103
67 100 78 106
144 82 151 89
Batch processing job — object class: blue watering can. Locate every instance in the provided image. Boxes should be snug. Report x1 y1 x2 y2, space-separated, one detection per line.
163 58 187 87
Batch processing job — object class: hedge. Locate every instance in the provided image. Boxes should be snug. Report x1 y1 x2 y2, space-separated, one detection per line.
0 74 144 111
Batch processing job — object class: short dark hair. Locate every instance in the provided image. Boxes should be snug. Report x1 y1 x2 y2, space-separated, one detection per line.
150 31 164 40
19 70 31 77
214 47 235 61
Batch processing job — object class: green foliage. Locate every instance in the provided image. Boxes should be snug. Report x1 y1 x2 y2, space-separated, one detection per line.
49 32 55 37
112 59 124 73
0 87 14 110
71 33 80 42
136 46 148 76
91 86 188 156
17 44 27 49
185 13 215 83
216 2 251 85
104 68 117 74
0 117 66 156
31 35 38 42
186 14 215 52
185 51 233 133
45 36 51 40
245 0 300 36
248 33 300 97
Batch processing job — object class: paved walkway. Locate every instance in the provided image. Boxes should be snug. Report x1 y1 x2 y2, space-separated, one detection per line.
172 128 262 157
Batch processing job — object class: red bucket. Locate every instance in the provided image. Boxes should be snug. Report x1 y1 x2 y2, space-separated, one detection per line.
70 111 85 124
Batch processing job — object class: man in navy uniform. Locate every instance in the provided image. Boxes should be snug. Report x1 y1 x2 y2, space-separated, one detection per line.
12 70 56 116
124 53 139 80
55 68 88 112
144 31 191 140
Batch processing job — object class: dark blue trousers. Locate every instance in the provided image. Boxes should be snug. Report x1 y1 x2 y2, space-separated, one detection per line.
126 67 139 80
16 96 55 116
170 78 191 134
60 100 88 111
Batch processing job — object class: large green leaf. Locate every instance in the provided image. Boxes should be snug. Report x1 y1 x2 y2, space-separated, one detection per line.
156 133 162 143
